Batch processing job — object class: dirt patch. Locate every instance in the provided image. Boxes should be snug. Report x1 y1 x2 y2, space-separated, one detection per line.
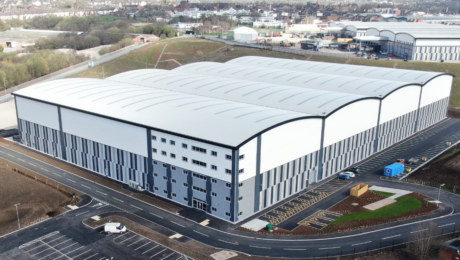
0 157 79 236
329 190 387 214
0 139 182 214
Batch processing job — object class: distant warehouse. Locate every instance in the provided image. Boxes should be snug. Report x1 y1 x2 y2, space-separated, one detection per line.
12 57 453 223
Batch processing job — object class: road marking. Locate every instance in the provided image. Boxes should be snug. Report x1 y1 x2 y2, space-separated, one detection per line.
52 172 62 177
65 245 85 254
119 234 137 243
0 150 3 153
161 252 175 260
382 234 400 240
319 247 340 250
113 197 124 203
193 230 209 237
149 213 163 219
218 239 238 245
17 158 25 162
150 248 166 258
40 168 49 172
81 184 90 189
135 241 151 250
171 221 185 228
66 178 76 183
72 249 92 259
411 229 428 233
142 245 158 254
249 245 271 249
128 238 144 246
352 241 372 246
83 253 99 260
37 250 59 260
439 223 455 228
75 211 90 217
7 153 14 157
113 232 130 240
130 204 143 210
95 190 107 196
28 163 36 166
284 248 306 250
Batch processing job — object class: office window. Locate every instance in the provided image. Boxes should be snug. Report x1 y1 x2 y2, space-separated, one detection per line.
239 196 243 201
153 161 157 165
162 151 166 156
226 155 232 160
193 186 206 193
163 176 168 180
226 197 231 201
192 146 206 153
192 159 206 167
239 169 244 173
183 170 188 174
163 190 168 194
172 193 176 197
239 154 244 160
226 183 231 188
172 179 176 183
184 197 189 201
212 207 217 211
225 169 231 174
172 166 176 170
161 138 166 143
152 136 157 140
163 163 167 168
182 157 188 162
239 183 243 187
183 183 188 187
211 151 217 156
171 153 176 159
170 140 175 145
211 165 217 170
238 212 243 216
225 212 231 216
193 173 207 180
154 187 158 190
152 148 157 153
212 192 217 196
182 143 188 149
212 179 217 183
154 173 158 177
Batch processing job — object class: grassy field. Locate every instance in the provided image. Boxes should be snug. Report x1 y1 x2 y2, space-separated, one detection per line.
332 195 423 225
372 190 396 197
71 37 460 108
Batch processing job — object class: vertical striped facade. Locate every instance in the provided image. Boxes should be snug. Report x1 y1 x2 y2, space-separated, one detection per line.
259 150 318 209
18 119 63 159
377 110 418 151
417 97 450 131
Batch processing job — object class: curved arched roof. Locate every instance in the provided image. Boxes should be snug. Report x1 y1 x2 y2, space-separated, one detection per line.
226 56 447 85
13 78 312 148
106 69 369 116
173 61 418 98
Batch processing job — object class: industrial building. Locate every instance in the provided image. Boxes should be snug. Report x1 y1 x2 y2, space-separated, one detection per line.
12 57 453 223
328 22 460 61
232 26 258 42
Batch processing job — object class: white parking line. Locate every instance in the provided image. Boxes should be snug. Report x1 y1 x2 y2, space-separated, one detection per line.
71 249 91 259
119 234 137 243
352 241 372 246
113 197 124 203
40 168 49 172
58 242 79 251
439 223 455 228
382 234 400 240
142 245 158 254
95 190 107 196
411 229 428 233
128 238 144 247
135 241 151 250
83 253 99 260
150 249 167 258
193 230 209 237
65 245 85 255
52 172 62 177
149 213 163 219
249 245 271 249
75 211 90 217
37 250 60 260
113 232 130 241
319 247 340 250
161 252 175 260
130 204 143 210
170 221 184 228
66 178 76 183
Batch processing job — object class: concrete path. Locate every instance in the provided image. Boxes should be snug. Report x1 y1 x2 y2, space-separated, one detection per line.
363 197 397 211
369 185 412 199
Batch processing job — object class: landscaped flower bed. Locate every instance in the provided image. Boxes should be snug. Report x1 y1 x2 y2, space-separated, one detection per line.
329 190 387 214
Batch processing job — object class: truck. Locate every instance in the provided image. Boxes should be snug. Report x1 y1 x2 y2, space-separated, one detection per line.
384 163 404 177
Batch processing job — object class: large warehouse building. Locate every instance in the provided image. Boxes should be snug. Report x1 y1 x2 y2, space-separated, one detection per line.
328 22 460 61
12 57 453 223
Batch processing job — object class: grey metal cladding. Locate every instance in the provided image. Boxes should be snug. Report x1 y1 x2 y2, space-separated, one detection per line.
417 97 449 131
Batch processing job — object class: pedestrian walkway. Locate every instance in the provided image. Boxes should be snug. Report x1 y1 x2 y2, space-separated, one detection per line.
369 186 412 199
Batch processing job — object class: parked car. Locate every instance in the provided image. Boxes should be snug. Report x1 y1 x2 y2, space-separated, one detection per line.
104 222 126 234
338 174 350 180
395 159 405 164
388 54 396 57
345 167 360 174
340 172 355 178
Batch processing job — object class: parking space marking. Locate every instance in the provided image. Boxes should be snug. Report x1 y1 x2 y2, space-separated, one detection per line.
150 248 167 258
119 234 137 243
161 252 175 260
135 241 151 250
113 231 131 241
83 253 99 260
127 238 144 246
71 249 91 259
142 245 159 254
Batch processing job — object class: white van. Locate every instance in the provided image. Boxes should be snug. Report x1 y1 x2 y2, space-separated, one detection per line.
104 223 126 234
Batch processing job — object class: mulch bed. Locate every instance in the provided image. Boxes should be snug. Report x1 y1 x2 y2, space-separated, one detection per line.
329 190 387 214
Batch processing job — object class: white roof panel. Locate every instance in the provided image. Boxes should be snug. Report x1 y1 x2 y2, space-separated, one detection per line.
13 78 311 148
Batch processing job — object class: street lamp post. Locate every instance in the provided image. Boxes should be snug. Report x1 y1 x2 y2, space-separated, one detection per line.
14 203 21 229
438 184 445 201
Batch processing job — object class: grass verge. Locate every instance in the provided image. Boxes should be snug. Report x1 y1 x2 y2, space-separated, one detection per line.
373 190 396 198
332 195 423 225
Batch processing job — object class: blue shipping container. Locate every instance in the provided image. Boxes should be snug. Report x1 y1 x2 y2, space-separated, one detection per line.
384 163 404 177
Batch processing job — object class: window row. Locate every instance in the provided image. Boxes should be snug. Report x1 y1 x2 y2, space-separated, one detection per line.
153 156 231 173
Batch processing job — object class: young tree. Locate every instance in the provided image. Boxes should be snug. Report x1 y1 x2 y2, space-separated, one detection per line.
407 222 441 260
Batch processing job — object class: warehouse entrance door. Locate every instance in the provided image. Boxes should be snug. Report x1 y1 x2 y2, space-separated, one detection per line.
192 198 207 211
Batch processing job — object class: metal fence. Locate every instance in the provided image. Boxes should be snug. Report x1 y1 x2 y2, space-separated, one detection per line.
200 36 359 59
